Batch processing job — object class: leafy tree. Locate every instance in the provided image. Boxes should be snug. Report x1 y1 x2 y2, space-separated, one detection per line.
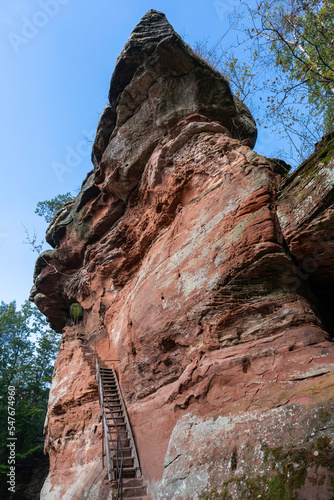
0 301 61 498
255 1 334 118
35 192 73 224
247 0 334 134
195 0 334 164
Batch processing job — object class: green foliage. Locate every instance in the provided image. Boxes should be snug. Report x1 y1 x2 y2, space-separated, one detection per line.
195 0 334 165
246 0 334 158
256 0 334 129
0 301 61 497
69 303 83 322
35 192 73 224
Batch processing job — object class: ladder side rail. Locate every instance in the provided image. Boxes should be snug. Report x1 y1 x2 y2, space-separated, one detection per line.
96 359 114 481
111 365 142 478
93 347 105 469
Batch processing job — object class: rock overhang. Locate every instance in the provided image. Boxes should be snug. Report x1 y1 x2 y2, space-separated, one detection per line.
92 9 257 179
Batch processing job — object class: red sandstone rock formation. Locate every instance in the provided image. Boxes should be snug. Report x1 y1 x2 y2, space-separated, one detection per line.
31 10 334 500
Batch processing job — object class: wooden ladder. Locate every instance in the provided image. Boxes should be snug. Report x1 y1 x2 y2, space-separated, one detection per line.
96 359 145 499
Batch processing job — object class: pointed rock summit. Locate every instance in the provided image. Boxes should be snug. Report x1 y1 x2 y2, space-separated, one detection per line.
108 10 182 106
91 10 257 199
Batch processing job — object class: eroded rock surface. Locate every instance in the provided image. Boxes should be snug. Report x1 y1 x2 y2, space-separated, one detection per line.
32 10 334 500
277 131 334 337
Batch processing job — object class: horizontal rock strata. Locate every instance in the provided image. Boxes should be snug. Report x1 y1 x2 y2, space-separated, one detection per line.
32 10 334 500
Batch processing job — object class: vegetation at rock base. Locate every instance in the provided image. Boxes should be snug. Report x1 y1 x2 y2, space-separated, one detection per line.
202 437 334 499
0 301 61 498
195 0 334 166
35 192 73 224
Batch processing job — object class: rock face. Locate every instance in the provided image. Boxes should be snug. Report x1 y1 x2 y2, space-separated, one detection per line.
277 131 334 338
32 10 334 500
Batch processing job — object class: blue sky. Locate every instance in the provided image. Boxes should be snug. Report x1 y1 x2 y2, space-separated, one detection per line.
0 0 277 308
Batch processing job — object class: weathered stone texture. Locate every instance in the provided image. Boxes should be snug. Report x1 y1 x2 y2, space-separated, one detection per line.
32 10 334 500
277 131 334 338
